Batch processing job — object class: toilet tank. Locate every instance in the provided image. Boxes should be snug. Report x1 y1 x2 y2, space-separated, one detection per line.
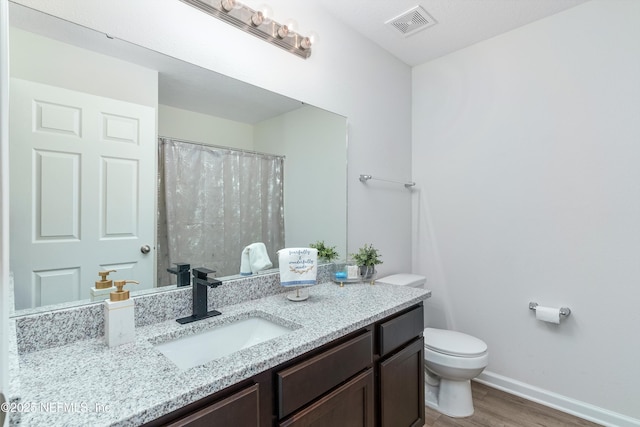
376 274 426 289
377 274 428 327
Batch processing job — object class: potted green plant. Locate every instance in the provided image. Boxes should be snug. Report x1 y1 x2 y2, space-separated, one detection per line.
309 240 340 263
350 243 383 280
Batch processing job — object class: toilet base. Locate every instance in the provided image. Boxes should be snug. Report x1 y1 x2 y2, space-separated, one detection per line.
425 378 474 418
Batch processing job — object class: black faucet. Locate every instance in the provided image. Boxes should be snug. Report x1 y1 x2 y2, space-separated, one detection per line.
167 262 191 287
177 267 222 324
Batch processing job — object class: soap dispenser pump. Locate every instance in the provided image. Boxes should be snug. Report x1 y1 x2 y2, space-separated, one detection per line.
90 270 117 302
104 280 138 347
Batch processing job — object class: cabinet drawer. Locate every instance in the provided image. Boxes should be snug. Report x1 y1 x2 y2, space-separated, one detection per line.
378 305 423 356
165 383 259 427
277 330 373 419
279 368 375 427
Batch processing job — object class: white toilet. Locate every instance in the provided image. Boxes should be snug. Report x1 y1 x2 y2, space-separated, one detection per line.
376 274 489 418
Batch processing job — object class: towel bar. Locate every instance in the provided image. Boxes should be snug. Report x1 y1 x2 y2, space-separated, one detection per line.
359 174 415 188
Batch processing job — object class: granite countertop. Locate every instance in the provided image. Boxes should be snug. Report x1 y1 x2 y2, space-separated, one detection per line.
11 282 430 426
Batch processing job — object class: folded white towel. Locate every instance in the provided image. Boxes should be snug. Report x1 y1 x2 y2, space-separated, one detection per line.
278 248 318 287
240 242 273 276
249 242 273 273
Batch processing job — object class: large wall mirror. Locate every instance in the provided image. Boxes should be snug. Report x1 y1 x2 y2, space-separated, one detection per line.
8 3 347 314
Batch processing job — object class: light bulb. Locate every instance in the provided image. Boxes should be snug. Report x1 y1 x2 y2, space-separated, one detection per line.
221 0 236 12
299 31 318 50
276 24 289 39
283 18 298 37
250 11 264 26
299 37 311 50
307 31 319 45
257 4 273 24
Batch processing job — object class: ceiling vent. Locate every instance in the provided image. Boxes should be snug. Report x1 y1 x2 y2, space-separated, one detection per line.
386 6 437 37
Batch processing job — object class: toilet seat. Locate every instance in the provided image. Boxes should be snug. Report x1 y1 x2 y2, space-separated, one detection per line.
424 328 487 357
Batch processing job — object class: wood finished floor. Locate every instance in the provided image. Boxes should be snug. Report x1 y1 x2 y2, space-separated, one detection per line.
423 382 603 427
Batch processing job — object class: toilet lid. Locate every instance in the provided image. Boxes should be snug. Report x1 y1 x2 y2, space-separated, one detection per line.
424 328 487 357
376 274 426 288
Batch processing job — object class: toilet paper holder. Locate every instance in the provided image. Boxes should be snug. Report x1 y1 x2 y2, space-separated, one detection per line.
529 302 571 318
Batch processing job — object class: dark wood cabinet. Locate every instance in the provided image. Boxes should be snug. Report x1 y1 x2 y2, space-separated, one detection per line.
376 304 426 427
146 303 424 427
379 338 425 427
164 383 260 427
277 330 373 419
279 369 375 427
377 305 424 357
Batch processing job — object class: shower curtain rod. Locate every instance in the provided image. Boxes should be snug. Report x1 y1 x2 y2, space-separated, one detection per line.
159 136 286 160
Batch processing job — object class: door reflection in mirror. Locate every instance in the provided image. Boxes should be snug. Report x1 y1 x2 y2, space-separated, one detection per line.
9 79 156 310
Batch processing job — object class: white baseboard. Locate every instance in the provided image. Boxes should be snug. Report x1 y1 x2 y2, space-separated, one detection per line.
475 371 640 427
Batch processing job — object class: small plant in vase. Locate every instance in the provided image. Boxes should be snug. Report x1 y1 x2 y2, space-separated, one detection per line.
351 243 383 280
309 240 340 263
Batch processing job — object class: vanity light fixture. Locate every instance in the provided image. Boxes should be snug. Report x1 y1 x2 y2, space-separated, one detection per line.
180 0 314 59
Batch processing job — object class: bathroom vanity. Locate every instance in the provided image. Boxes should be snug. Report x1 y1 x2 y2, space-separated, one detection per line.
147 304 425 426
8 280 430 426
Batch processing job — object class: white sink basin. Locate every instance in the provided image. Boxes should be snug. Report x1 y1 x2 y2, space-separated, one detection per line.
155 316 294 370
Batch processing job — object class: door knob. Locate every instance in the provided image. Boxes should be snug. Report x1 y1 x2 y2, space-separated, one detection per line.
140 244 151 254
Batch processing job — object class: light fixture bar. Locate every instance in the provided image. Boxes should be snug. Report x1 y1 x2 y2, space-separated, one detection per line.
180 0 312 59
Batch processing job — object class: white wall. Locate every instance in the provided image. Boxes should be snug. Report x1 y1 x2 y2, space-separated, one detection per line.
255 105 348 258
11 0 413 276
159 104 254 150
10 28 157 107
412 1 640 424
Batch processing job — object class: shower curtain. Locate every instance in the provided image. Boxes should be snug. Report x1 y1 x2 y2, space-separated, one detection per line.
157 138 284 286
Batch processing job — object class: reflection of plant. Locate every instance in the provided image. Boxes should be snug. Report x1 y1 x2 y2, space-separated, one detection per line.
310 240 339 262
351 243 383 267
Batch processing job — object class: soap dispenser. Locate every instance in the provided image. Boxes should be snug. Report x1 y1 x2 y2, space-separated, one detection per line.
104 280 138 347
90 270 117 302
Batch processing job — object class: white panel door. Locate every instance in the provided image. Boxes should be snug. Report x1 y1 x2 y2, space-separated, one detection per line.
10 78 155 309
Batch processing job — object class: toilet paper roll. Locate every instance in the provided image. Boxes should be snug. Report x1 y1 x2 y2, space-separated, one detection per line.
535 306 561 324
